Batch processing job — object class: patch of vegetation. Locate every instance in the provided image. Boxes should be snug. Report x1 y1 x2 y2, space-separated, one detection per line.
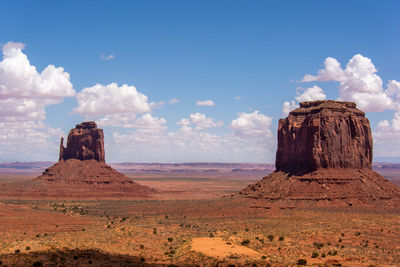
313 242 324 249
25 245 30 250
311 252 319 258
168 237 173 242
241 239 250 246
297 259 307 265
14 249 20 254
32 261 43 267
278 236 284 241
267 235 274 241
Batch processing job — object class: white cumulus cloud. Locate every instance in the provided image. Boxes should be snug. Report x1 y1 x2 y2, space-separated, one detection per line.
281 100 298 117
302 54 395 112
0 41 74 160
231 110 272 138
73 83 152 116
295 85 326 102
196 99 215 106
98 113 166 129
281 86 326 116
0 41 75 121
373 112 400 158
107 110 276 163
177 113 223 130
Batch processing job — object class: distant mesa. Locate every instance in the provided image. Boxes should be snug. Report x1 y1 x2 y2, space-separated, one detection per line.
0 121 153 199
241 100 400 206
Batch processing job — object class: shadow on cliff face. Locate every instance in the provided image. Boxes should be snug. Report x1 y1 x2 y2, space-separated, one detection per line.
0 249 163 266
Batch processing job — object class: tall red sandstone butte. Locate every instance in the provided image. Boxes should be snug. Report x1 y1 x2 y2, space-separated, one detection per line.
0 121 153 199
60 121 105 162
240 100 400 206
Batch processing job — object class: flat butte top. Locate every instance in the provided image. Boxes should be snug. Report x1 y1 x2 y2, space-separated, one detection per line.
290 100 365 117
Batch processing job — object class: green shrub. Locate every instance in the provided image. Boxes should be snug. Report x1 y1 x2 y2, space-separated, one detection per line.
297 259 307 265
15 249 20 254
241 239 250 245
279 236 284 241
311 252 319 258
313 242 324 249
167 237 173 242
267 235 274 241
25 246 31 250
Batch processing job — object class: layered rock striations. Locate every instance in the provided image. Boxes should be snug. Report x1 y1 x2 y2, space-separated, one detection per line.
0 121 153 199
241 100 400 206
276 100 372 174
60 121 105 162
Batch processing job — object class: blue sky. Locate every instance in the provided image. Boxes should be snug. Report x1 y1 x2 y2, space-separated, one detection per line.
1 1 400 163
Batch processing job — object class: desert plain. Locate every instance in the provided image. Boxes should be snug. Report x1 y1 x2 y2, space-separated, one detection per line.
0 162 399 267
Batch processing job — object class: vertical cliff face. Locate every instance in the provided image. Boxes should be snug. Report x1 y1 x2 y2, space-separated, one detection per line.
240 100 400 206
275 100 373 175
60 121 105 162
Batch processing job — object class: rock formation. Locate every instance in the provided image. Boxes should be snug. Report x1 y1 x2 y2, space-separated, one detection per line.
0 121 153 199
276 100 372 174
60 121 105 162
241 100 400 206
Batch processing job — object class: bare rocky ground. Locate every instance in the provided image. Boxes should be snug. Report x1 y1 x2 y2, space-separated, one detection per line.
0 170 399 266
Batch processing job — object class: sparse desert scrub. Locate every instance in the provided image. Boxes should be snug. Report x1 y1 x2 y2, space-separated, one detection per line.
0 198 399 266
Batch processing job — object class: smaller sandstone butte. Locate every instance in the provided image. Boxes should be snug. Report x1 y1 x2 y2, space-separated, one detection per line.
240 100 400 206
0 121 153 199
60 121 105 162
